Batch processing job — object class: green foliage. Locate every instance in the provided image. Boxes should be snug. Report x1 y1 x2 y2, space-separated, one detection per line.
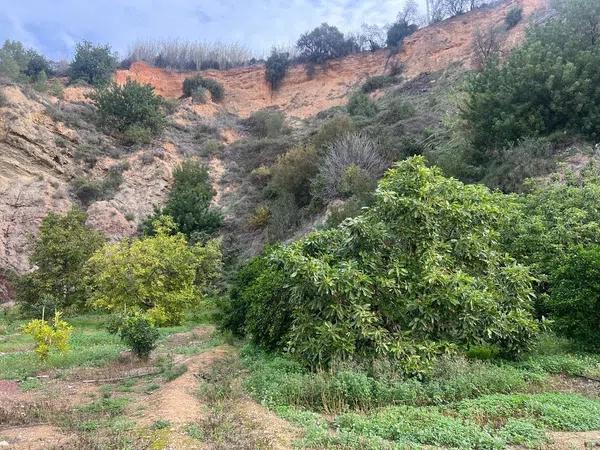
235 157 539 371
265 50 290 90
86 216 222 325
549 245 600 349
182 76 224 102
0 40 51 83
142 160 222 240
222 254 291 350
69 41 117 86
243 109 288 138
361 75 395 93
268 146 319 207
90 80 165 142
347 92 377 117
501 166 600 314
22 311 73 361
297 23 355 64
463 0 600 148
312 115 355 150
505 6 523 29
16 208 105 315
386 20 418 48
117 314 160 359
71 167 124 206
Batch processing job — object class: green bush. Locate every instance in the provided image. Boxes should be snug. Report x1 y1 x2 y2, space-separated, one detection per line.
268 146 319 207
361 75 395 93
0 40 51 83
182 76 224 102
236 157 539 371
142 160 222 240
312 115 355 151
122 123 153 145
347 92 377 117
297 23 356 64
375 97 415 124
463 0 600 148
16 209 105 315
243 109 288 138
265 50 290 90
90 80 165 142
549 245 600 349
505 6 523 29
386 20 418 48
68 41 117 86
71 167 124 206
118 315 160 359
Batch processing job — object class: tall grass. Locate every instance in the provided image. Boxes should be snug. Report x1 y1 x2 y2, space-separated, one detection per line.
126 39 254 71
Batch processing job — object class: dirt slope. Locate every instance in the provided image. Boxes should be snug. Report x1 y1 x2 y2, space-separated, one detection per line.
115 0 547 119
0 0 548 275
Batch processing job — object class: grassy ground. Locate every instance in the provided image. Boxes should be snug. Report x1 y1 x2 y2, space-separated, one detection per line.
1 311 599 449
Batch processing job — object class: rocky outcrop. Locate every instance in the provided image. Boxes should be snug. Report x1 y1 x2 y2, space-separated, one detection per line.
115 0 548 119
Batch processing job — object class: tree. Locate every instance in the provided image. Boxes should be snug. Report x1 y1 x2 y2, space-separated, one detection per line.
386 20 419 48
69 41 117 85
86 216 222 326
16 208 105 315
143 160 222 240
232 157 539 371
265 49 291 90
90 80 166 142
463 0 600 148
297 23 354 64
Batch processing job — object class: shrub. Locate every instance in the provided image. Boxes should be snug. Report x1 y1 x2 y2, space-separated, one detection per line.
142 160 222 240
71 167 124 206
505 6 523 29
265 50 290 90
90 80 165 141
375 97 415 124
248 206 271 229
268 146 319 207
347 92 377 117
243 109 287 138
386 20 418 48
16 208 105 315
312 115 355 151
117 314 160 359
361 75 395 94
69 41 117 86
22 311 73 361
182 76 224 102
549 245 600 349
314 133 385 201
241 157 539 371
297 23 355 64
87 216 222 326
122 123 153 145
463 0 600 148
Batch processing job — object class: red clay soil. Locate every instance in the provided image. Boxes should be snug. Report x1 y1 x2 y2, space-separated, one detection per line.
115 0 549 119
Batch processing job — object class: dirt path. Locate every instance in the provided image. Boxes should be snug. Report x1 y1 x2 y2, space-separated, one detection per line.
140 344 233 427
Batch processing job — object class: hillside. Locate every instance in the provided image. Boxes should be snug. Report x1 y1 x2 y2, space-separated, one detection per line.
0 0 547 275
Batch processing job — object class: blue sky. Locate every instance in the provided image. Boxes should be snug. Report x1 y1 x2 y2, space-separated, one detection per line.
0 0 425 60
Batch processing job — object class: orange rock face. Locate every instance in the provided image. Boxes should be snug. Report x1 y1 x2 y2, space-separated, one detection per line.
115 0 548 119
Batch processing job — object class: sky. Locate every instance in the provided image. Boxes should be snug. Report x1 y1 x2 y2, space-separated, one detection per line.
0 0 426 61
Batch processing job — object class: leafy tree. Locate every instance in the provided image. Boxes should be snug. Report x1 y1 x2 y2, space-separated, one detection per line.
86 216 222 326
0 40 50 82
549 245 600 349
16 208 105 315
386 20 419 48
143 160 222 240
463 0 600 148
297 23 355 64
265 49 291 90
233 157 539 371
90 80 166 142
69 41 117 85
